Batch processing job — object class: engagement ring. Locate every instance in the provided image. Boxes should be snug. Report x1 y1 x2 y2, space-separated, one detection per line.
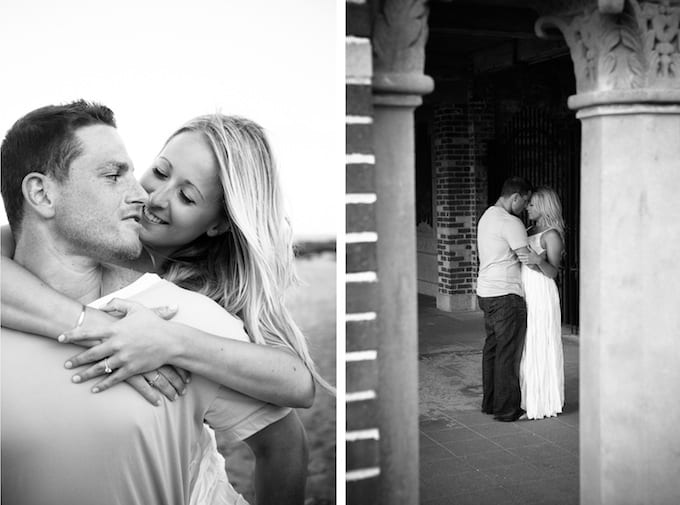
104 358 113 374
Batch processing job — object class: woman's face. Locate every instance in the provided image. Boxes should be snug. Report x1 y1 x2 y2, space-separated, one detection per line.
526 195 540 221
138 131 226 254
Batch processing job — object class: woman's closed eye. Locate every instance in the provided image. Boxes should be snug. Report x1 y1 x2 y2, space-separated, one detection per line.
152 166 168 179
179 191 195 205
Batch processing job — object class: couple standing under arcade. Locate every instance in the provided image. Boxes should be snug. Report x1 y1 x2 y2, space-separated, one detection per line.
477 176 566 422
1 100 333 504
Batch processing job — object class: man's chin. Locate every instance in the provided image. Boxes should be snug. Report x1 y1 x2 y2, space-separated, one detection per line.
100 237 143 262
115 242 144 261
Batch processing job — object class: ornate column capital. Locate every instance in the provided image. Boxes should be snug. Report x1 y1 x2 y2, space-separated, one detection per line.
370 0 434 98
536 0 680 109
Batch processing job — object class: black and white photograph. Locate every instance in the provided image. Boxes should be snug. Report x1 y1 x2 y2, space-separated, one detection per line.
345 1 680 505
3 0 680 504
0 1 338 504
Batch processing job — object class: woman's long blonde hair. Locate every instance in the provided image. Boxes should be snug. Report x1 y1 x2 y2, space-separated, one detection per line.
159 114 333 393
531 186 566 243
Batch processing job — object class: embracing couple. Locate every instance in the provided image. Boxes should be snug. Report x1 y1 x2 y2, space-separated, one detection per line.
1 100 333 504
476 176 566 422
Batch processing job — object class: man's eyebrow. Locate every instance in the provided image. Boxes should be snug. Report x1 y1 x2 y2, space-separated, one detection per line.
97 161 131 172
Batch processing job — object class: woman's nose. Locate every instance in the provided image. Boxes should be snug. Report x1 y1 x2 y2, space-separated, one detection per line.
148 186 170 208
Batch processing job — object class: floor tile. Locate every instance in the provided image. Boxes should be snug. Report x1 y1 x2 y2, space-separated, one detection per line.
422 485 523 505
420 442 456 463
503 476 579 505
421 417 461 433
508 442 573 462
441 436 503 456
489 431 547 449
420 432 438 448
427 426 480 444
460 449 523 470
480 462 559 485
468 420 525 437
445 410 496 426
420 469 498 501
420 456 476 480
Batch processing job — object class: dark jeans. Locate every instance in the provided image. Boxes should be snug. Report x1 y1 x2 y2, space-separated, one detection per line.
478 294 527 417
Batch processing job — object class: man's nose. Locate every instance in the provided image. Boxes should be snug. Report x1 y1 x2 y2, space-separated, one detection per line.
126 177 148 206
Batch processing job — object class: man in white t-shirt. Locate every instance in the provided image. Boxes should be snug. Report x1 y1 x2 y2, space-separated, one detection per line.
476 176 533 422
1 101 306 504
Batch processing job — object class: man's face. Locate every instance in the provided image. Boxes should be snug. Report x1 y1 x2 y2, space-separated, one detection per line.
53 124 147 262
510 192 531 217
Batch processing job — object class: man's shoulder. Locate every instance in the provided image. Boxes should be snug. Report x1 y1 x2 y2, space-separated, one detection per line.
121 276 247 341
479 206 512 229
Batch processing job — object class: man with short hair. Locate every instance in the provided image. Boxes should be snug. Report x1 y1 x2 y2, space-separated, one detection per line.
476 176 533 422
1 100 307 504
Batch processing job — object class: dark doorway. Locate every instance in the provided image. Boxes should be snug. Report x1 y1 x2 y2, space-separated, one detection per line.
487 57 580 329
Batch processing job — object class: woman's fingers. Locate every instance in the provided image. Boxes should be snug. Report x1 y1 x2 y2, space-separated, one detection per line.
158 366 188 396
145 371 178 401
70 359 111 384
100 298 144 315
151 305 179 320
173 367 192 384
58 326 111 343
90 367 128 393
64 343 113 370
124 375 162 406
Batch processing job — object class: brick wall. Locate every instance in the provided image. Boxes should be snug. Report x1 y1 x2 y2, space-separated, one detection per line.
469 82 495 222
431 81 495 311
346 0 380 503
433 103 478 311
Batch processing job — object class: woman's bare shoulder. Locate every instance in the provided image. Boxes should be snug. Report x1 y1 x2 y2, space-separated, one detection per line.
541 229 564 253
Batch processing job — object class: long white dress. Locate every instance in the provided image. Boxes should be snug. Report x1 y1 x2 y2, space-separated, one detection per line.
190 427 250 505
519 229 564 420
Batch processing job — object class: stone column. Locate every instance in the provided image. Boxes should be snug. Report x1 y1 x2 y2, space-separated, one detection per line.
537 1 680 503
370 0 434 503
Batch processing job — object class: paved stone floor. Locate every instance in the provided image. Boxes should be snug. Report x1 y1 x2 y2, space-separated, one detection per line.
418 295 579 505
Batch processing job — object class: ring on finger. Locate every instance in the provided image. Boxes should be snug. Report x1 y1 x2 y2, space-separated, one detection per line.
147 372 162 387
103 358 113 374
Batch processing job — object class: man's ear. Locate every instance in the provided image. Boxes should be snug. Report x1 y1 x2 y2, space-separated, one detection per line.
21 173 57 219
206 219 230 238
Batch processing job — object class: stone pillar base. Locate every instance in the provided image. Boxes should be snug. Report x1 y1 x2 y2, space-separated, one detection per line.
436 293 477 312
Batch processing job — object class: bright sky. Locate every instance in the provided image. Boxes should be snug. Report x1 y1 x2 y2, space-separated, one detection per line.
0 0 341 240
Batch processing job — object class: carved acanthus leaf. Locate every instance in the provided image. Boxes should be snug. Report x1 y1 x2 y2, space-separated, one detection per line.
537 0 680 94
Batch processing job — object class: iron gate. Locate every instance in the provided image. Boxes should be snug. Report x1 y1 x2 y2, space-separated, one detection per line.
489 107 580 330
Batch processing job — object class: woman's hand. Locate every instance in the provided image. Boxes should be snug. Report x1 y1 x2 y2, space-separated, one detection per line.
59 298 191 400
517 248 543 266
120 366 190 403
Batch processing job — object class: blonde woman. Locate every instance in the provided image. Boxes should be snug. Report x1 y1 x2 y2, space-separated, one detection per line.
516 186 565 420
1 113 333 502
